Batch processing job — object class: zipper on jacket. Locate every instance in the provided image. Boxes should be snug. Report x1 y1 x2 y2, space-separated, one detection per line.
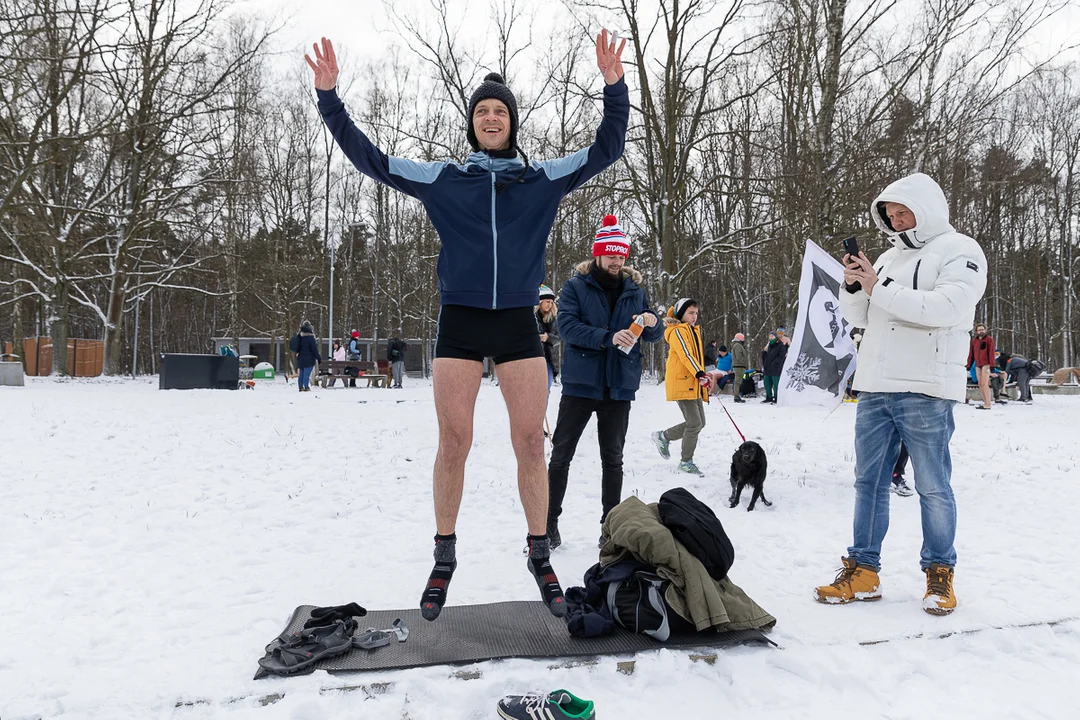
489 159 498 309
913 259 922 290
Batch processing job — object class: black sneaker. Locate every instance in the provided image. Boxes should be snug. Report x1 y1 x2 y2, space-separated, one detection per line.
733 397 745 403
497 690 595 720
547 521 561 550
522 522 561 554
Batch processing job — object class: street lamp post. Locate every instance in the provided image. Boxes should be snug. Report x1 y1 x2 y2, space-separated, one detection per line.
328 241 335 360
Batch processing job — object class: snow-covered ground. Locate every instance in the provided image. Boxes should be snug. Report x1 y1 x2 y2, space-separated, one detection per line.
3 376 1078 719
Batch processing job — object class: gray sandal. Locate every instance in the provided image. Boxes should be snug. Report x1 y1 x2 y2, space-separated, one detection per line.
352 619 409 650
258 618 357 675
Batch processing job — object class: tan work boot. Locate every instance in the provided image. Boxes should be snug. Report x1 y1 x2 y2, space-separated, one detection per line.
923 563 957 615
814 557 882 604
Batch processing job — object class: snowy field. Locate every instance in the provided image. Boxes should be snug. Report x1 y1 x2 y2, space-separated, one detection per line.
3 376 1079 719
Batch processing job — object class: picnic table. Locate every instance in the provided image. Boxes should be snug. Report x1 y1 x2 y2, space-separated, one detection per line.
315 360 389 389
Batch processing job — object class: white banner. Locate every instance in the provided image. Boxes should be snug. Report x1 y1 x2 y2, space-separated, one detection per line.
778 240 858 408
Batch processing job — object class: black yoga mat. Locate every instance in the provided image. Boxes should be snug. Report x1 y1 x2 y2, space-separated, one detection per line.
254 601 774 679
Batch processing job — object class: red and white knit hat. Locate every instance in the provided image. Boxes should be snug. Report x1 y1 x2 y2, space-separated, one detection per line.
592 214 630 258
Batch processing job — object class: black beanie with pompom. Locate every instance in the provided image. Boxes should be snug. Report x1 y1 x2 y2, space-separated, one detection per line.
467 72 519 152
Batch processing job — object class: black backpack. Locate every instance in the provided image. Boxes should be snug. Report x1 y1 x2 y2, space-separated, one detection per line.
658 487 735 582
289 334 300 353
740 374 757 396
606 570 674 642
1028 359 1046 376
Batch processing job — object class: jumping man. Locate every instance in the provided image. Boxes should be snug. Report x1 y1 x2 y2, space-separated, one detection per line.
306 32 629 620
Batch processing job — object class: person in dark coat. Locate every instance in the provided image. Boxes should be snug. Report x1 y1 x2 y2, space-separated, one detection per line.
294 320 322 392
536 284 560 391
998 351 1033 403
703 341 719 370
761 330 788 404
387 337 408 388
548 215 662 549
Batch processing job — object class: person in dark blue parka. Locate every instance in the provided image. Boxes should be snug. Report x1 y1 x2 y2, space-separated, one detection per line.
547 216 662 549
293 320 322 392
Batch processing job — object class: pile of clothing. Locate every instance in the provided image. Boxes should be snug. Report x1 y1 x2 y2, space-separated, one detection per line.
258 602 408 676
565 489 775 640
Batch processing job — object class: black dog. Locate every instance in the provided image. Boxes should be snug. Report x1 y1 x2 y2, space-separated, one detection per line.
729 440 771 511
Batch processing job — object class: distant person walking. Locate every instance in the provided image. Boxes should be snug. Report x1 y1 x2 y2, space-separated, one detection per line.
292 321 322 392
387 336 407 389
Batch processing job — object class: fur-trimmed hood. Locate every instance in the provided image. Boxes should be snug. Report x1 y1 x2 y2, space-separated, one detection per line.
574 259 643 285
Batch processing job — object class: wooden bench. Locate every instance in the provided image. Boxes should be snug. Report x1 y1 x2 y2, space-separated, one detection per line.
315 360 389 388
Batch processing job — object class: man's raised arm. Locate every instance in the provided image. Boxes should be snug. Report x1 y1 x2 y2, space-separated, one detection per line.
534 30 630 193
306 37 447 198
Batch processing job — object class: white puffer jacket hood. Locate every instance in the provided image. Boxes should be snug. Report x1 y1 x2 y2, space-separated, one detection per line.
871 172 954 249
842 174 987 402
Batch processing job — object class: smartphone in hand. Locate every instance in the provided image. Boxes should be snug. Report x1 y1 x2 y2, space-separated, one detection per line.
842 236 863 293
842 236 860 259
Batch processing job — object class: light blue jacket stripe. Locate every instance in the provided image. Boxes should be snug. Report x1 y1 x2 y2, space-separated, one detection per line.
387 157 451 184
489 161 498 309
532 148 590 180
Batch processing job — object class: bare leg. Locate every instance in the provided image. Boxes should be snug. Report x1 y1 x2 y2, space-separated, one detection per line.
432 358 484 535
977 365 992 408
495 356 549 535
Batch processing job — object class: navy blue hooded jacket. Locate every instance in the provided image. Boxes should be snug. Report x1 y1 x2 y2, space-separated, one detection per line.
316 80 630 310
295 333 322 370
558 261 662 401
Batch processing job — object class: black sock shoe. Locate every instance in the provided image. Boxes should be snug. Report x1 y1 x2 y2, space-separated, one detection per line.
420 533 457 621
526 534 567 618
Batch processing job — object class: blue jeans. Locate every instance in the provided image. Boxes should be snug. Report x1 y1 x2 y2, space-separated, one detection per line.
848 392 958 571
547 363 554 391
298 365 313 389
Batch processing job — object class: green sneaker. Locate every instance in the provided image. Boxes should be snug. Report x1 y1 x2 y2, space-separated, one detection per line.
651 430 670 459
678 460 703 476
498 690 595 720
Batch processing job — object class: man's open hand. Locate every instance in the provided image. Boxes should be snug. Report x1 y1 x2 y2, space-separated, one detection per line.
305 37 339 91
595 29 627 85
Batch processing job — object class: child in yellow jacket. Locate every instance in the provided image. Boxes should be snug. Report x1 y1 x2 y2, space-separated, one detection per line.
652 298 709 475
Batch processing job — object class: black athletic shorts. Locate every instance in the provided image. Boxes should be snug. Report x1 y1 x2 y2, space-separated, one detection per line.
435 304 544 364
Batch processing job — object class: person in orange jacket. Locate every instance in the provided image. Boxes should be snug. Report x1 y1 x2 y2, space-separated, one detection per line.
651 298 710 476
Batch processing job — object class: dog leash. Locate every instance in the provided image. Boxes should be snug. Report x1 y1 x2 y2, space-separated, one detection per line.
717 398 747 443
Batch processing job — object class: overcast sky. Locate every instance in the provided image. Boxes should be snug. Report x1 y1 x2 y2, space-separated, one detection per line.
230 0 1080 95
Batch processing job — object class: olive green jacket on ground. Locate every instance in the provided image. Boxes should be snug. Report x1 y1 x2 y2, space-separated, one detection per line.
600 496 777 633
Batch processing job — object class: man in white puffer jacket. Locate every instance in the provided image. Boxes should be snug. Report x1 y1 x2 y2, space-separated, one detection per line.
814 173 987 616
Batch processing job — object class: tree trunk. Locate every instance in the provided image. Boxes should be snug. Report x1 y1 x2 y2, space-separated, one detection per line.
12 292 25 367
102 271 126 375
50 279 69 376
